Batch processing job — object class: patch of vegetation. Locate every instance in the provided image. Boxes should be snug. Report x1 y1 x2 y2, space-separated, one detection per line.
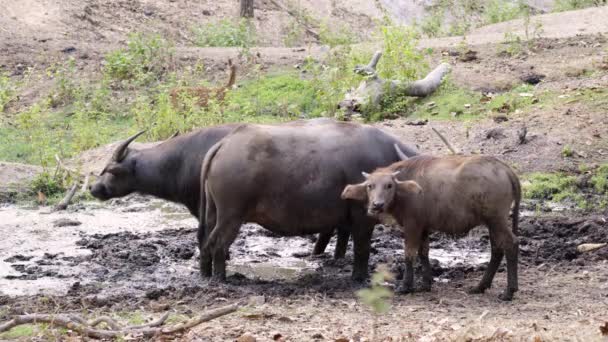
319 22 356 47
193 19 256 48
0 324 36 339
104 33 174 84
590 164 608 194
487 84 537 114
0 70 17 112
30 171 66 198
419 10 443 37
553 0 605 12
404 80 484 120
483 0 523 24
524 172 579 201
562 145 574 157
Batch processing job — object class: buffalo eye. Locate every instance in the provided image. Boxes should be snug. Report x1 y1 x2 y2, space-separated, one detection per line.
367 184 374 189
386 183 393 189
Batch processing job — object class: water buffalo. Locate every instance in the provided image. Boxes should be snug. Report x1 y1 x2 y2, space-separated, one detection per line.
341 154 521 300
199 121 419 281
88 120 406 262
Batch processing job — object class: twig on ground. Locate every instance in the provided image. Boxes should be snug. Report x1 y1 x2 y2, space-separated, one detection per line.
54 181 79 211
431 126 460 155
0 302 241 339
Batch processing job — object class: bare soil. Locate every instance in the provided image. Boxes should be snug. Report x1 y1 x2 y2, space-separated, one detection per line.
2 3 608 341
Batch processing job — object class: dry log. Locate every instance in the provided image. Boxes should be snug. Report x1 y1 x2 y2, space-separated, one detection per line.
0 302 241 339
338 51 450 115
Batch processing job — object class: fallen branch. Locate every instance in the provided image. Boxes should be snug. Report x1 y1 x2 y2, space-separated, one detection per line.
0 302 241 339
431 126 460 155
354 51 382 76
54 181 79 211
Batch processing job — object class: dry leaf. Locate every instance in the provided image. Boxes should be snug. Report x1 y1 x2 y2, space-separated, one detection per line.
334 338 350 342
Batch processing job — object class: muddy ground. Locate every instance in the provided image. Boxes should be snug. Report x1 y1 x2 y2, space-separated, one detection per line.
1 195 607 341
2 2 608 341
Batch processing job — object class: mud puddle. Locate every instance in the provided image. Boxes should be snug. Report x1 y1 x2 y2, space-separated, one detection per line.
2 195 606 305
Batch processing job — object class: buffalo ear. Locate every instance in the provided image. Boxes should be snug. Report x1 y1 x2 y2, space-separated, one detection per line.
105 163 130 176
396 180 422 196
341 183 367 201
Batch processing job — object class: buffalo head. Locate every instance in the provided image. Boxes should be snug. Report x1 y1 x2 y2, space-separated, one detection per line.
89 131 146 200
341 170 422 217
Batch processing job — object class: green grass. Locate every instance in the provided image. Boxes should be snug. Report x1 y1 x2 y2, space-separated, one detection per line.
590 164 608 194
524 172 579 201
404 81 484 121
0 324 36 339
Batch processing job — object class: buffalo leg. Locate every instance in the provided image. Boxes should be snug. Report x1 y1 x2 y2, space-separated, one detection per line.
198 188 217 278
334 227 350 259
469 231 504 294
418 231 432 292
205 216 242 282
350 223 374 281
494 219 519 301
313 231 333 255
397 227 422 294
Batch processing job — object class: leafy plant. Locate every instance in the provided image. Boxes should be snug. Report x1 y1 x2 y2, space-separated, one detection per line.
483 0 522 24
0 70 16 112
30 171 66 198
319 22 356 47
356 264 394 340
590 164 608 194
193 19 256 48
553 0 604 11
104 33 174 84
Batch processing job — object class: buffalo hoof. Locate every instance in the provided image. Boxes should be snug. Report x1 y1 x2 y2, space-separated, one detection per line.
396 285 414 295
498 289 515 301
418 284 432 292
351 271 368 283
467 286 487 295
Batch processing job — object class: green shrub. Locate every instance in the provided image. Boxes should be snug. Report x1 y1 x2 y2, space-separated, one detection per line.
30 171 65 197
553 0 604 11
193 19 256 47
483 0 522 24
377 24 427 81
0 70 16 112
419 11 443 37
590 164 608 194
104 33 173 84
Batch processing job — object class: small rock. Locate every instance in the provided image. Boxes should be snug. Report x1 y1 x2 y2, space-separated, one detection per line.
520 72 545 85
202 9 212 15
486 127 506 140
464 103 471 109
458 49 478 62
150 301 170 312
272 332 283 341
53 218 82 227
405 119 428 126
311 332 324 339
143 7 154 16
237 332 256 342
61 46 76 54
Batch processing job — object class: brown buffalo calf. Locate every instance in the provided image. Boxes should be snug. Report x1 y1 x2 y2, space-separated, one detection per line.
342 155 521 301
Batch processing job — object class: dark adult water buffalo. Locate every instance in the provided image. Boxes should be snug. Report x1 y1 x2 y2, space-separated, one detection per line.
88 120 389 259
341 154 521 300
199 121 419 281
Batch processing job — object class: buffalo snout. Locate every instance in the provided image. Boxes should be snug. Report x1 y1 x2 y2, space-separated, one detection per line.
90 182 110 200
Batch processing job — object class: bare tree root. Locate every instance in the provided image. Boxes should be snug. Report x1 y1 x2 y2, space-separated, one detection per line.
431 126 460 155
0 302 241 339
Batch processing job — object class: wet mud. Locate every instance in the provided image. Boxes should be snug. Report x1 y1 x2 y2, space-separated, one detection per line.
1 197 607 318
